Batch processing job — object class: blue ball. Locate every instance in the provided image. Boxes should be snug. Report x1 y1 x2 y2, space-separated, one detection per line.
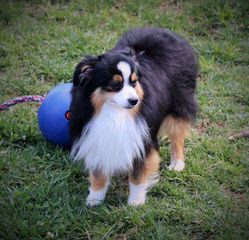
38 83 73 148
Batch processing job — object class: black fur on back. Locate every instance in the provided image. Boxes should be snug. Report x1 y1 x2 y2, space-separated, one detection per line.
70 27 198 149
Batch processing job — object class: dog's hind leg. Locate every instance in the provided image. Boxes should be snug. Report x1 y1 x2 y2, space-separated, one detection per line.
160 115 190 172
128 148 160 206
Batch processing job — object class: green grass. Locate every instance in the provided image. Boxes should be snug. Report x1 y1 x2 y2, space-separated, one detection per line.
0 0 249 239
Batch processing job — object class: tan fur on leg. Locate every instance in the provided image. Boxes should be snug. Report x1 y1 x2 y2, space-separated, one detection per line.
89 171 108 191
159 116 190 172
86 171 109 206
128 148 160 206
130 148 160 185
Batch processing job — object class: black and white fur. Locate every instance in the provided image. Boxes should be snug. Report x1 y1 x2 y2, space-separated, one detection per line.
70 28 198 206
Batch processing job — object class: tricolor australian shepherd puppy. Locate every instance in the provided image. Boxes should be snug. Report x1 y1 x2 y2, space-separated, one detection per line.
70 27 198 206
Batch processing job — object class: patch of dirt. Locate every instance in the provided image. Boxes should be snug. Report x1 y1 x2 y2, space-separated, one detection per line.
24 4 46 19
216 121 225 128
197 73 208 82
116 235 127 240
113 0 125 10
159 1 183 14
221 185 247 204
196 119 211 134
195 119 226 135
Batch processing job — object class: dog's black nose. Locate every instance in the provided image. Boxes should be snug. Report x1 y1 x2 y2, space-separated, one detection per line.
128 98 138 106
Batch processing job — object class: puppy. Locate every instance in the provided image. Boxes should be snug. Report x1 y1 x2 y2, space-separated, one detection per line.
70 27 198 206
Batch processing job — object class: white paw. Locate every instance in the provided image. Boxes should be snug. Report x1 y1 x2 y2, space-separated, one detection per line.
86 197 103 207
168 160 185 172
128 199 145 207
128 193 146 207
86 187 107 207
128 182 147 206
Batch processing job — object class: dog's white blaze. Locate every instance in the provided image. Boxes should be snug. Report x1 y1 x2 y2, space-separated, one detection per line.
112 85 138 107
71 103 149 176
112 61 138 108
117 61 131 82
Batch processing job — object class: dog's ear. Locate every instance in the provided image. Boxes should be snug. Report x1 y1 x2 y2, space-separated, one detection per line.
73 55 102 86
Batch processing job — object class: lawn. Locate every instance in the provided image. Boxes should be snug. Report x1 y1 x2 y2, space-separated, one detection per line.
0 0 249 239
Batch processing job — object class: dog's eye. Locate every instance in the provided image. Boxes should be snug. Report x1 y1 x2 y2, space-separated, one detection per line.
131 80 137 88
110 81 122 91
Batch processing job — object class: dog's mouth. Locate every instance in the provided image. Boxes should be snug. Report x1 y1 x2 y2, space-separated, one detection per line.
109 100 138 110
125 105 135 109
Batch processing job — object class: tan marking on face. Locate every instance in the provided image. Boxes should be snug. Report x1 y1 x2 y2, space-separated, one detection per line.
112 74 123 83
131 72 138 82
91 88 113 114
135 81 144 99
159 115 190 162
129 148 160 185
91 88 105 114
89 171 107 191
130 81 144 116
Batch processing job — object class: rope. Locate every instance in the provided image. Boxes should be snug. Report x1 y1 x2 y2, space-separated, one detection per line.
0 95 45 111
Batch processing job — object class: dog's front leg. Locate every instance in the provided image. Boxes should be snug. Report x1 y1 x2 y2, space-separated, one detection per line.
86 171 110 206
128 148 160 206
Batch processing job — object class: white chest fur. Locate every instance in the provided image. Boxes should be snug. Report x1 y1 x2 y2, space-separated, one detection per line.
71 103 149 176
